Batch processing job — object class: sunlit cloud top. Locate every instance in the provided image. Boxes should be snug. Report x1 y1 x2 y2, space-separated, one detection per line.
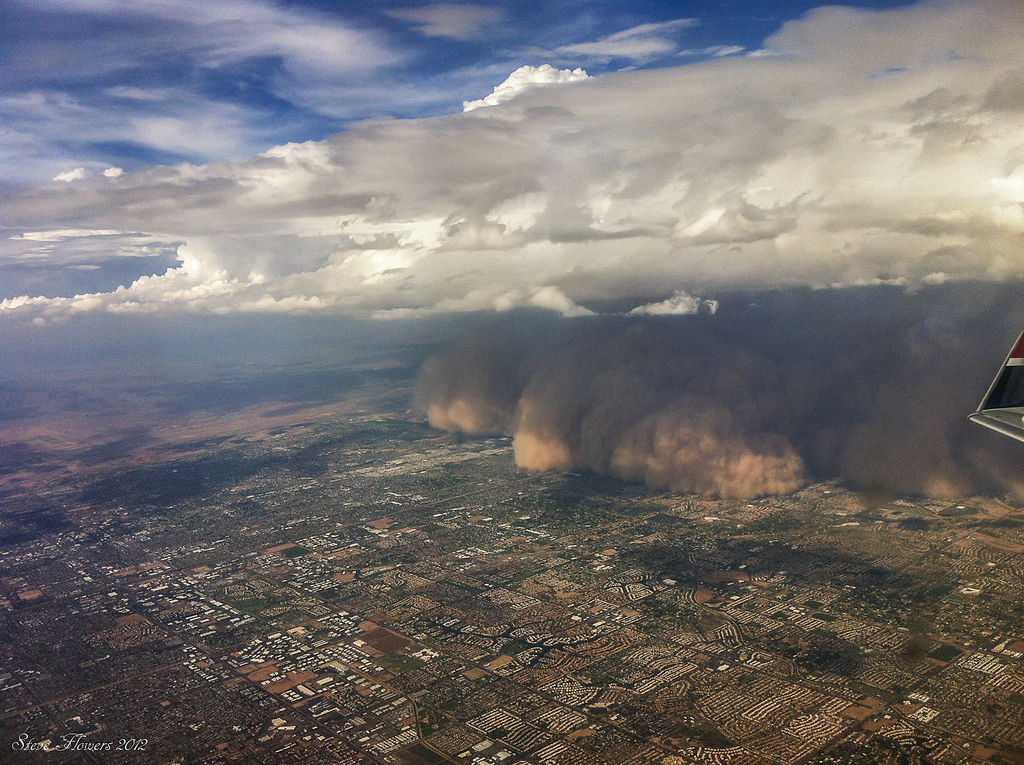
4 0 1021 323
1 0 920 183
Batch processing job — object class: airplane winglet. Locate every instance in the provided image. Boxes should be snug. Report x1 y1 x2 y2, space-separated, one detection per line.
971 330 1024 442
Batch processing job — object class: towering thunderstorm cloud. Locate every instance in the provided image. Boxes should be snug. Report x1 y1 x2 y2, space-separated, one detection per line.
416 284 1024 499
3 2 1023 321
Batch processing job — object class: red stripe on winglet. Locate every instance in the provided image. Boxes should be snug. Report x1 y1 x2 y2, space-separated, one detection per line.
1012 333 1024 359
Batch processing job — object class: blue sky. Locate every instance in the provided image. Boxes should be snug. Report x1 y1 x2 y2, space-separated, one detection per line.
2 0 1023 322
2 0 921 182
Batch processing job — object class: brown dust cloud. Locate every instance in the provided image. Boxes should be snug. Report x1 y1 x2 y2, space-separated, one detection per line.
415 283 1024 500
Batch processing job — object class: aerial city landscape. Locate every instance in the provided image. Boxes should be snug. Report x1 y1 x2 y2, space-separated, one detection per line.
4 310 1024 765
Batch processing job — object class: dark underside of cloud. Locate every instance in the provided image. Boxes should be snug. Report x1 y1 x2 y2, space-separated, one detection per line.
415 282 1024 500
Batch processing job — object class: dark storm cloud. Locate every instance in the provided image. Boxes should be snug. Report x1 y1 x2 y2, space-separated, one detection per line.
416 283 1024 499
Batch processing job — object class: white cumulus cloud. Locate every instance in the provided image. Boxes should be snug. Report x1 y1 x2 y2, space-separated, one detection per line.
630 292 719 316
463 65 589 111
52 167 86 182
529 286 595 317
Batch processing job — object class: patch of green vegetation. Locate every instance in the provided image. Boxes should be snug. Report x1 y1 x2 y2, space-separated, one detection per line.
938 505 976 517
281 545 310 558
742 512 802 534
616 502 665 517
166 728 201 745
504 567 540 585
847 681 896 703
927 644 963 662
897 517 930 531
697 729 735 748
377 655 427 673
503 639 532 655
